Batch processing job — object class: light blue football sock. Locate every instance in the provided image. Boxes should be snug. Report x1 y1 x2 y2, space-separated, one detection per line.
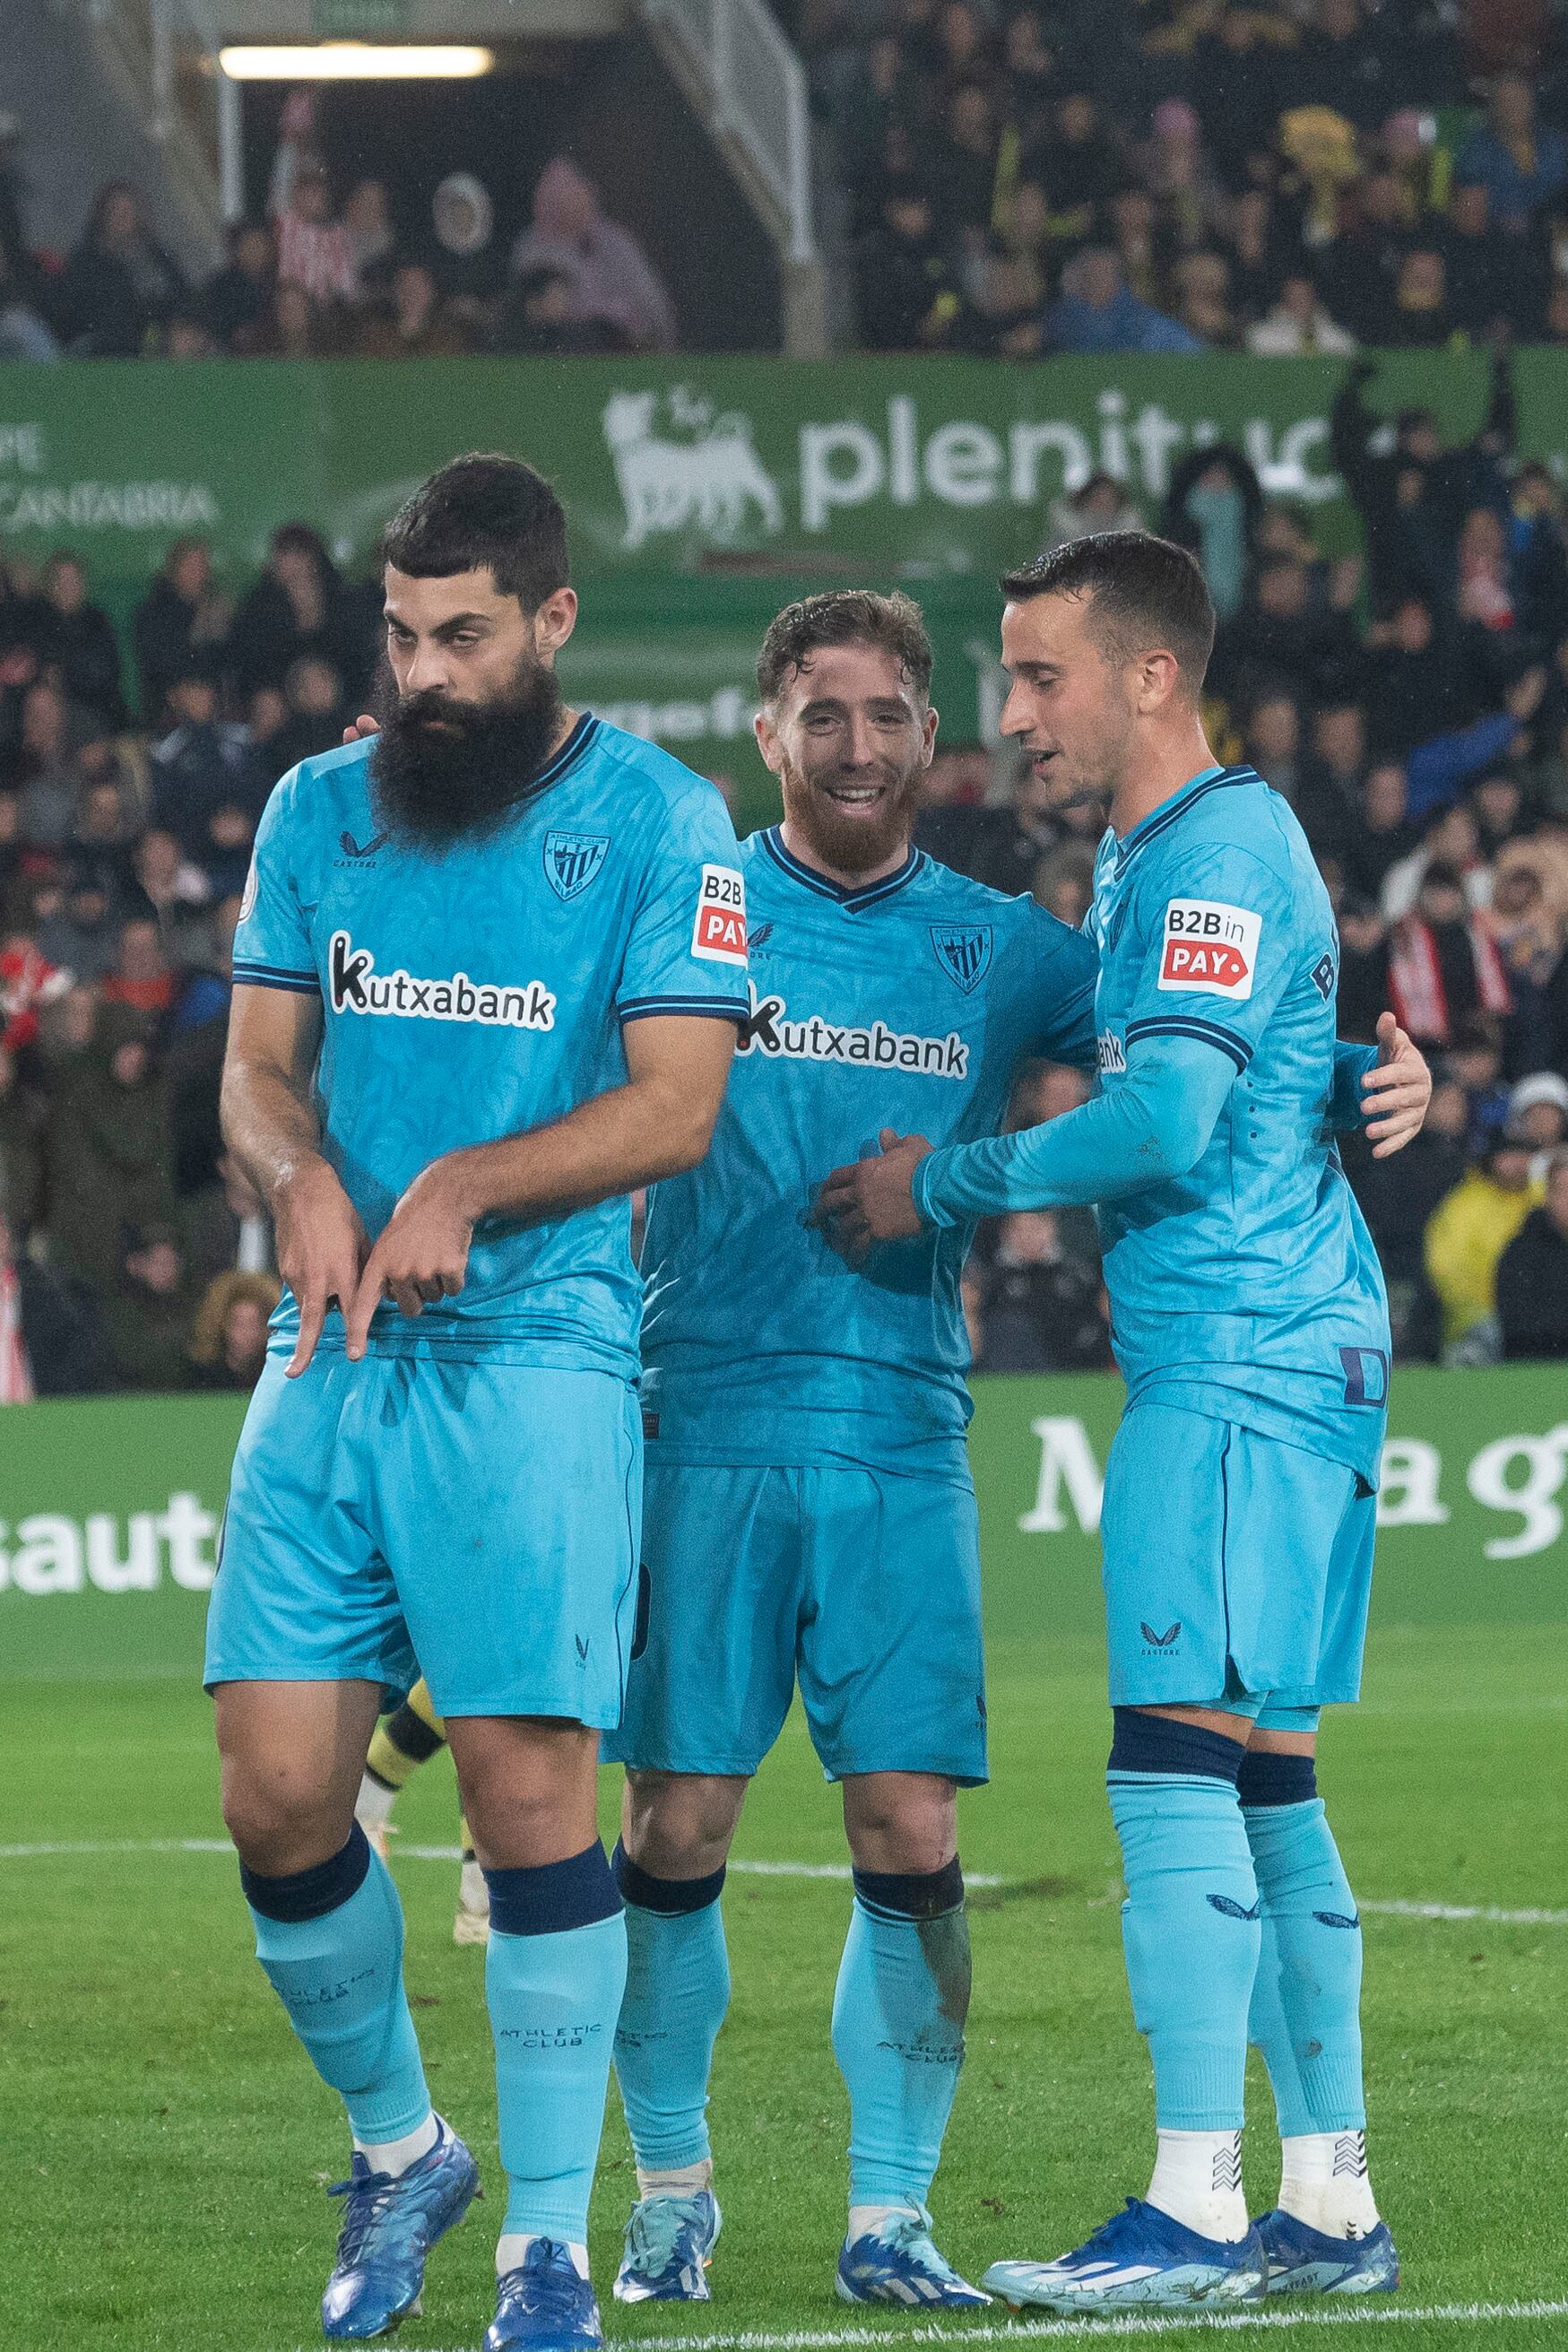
242 1824 432 2146
832 1862 970 2212
1108 1716 1260 2133
611 1844 731 2175
484 1844 628 2242
1243 1789 1367 2136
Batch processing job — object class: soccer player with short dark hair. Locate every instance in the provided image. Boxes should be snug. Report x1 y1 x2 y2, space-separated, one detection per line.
822 533 1424 2313
207 453 749 2351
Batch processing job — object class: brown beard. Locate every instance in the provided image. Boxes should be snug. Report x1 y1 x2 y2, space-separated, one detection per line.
776 753 924 877
369 654 564 851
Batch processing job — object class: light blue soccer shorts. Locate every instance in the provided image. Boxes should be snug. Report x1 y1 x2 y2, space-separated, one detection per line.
204 1345 643 1723
1099 1402 1378 1713
603 1436 989 1785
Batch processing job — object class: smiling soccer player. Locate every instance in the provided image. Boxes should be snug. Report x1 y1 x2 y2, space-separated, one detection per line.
819 534 1420 2313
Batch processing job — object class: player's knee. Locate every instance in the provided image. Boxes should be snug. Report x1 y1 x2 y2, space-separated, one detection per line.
622 1769 744 1876
842 1773 957 1876
221 1765 348 1876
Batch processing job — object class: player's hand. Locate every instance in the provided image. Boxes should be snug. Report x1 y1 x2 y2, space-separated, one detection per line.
1363 1013 1431 1159
273 1158 370 1378
810 1129 932 1260
343 1161 474 1359
342 713 379 745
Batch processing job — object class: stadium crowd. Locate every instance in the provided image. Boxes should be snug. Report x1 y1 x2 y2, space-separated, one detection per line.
4 355 1568 1398
4 0 1568 356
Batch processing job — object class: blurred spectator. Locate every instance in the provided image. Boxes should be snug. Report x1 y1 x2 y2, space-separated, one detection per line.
1424 1113 1541 1356
1387 859 1510 1046
510 159 678 351
0 1038 43 1233
186 1269 281 1391
493 265 628 356
102 1227 196 1392
0 221 58 360
55 181 186 356
149 671 259 874
1352 1068 1469 1353
972 1209 1113 1371
1044 247 1202 353
1045 473 1144 547
43 1009 177 1293
1453 72 1568 234
7 680 86 850
271 132 359 308
357 261 472 358
203 222 276 354
856 180 963 349
229 524 367 702
342 178 397 295
39 553 124 731
101 915 178 1024
420 175 504 325
1161 447 1261 624
1330 354 1515 618
0 1201 110 1398
133 540 233 730
1246 273 1356 355
267 656 350 773
1494 1148 1568 1357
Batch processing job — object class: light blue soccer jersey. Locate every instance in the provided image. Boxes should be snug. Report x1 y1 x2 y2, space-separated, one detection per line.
638 824 1099 1444
915 766 1391 1482
232 715 749 1372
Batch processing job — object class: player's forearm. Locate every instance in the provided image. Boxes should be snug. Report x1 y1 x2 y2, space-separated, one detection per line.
435 1073 719 1228
914 1046 1234 1227
220 1054 328 1204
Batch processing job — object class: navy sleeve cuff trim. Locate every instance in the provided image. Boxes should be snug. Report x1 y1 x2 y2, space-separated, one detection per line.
232 964 320 994
1125 1016 1252 1073
619 995 749 1025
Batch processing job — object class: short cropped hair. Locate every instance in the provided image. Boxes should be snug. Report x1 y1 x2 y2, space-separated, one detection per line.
1000 531 1216 690
756 589 932 706
382 453 569 612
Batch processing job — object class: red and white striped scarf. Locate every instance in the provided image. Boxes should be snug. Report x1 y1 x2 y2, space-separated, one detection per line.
0 1256 34 1403
1388 915 1512 1043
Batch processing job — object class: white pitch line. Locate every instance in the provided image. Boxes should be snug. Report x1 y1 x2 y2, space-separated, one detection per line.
284 2301 1568 2352
2 1840 1565 1926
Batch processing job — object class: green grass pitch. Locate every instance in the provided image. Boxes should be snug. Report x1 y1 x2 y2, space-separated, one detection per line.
5 1514 1567 2352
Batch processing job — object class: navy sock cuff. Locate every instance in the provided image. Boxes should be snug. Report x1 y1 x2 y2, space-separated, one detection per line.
852 1857 964 1921
240 1821 371 1922
611 1838 725 1916
1238 1751 1319 1807
484 1840 622 1937
1108 1707 1248 1784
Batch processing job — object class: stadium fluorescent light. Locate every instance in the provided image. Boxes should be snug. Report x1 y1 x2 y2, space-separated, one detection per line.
218 43 494 78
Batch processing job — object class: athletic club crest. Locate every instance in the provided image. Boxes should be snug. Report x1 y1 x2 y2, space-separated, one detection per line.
930 924 992 994
543 831 611 902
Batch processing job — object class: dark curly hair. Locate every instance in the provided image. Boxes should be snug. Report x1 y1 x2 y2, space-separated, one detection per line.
755 589 933 706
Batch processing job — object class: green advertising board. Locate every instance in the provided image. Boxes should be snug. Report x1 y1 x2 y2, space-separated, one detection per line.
13 348 1555 817
2 1367 1563 1682
5 351 1555 598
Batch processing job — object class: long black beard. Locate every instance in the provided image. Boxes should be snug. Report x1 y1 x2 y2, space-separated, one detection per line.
777 758 923 877
369 660 565 850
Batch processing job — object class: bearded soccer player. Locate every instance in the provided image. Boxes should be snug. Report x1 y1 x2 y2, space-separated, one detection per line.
820 534 1420 2314
206 455 748 2352
594 589 1427 2312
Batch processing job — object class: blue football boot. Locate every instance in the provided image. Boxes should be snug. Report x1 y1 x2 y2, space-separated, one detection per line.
614 2189 722 2302
983 2198 1266 2313
1256 2208 1400 2295
836 2207 990 2307
486 2237 603 2351
320 2121 481 2339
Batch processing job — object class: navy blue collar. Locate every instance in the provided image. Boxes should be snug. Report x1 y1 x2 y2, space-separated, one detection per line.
527 711 599 797
1117 765 1256 866
760 825 924 910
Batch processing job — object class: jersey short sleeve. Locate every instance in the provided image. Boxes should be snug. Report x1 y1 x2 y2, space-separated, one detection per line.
616 784 751 1026
231 771 318 995
1123 840 1300 1077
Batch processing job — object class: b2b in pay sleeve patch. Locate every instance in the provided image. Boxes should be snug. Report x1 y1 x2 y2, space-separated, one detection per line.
691 864 749 966
1157 898 1261 997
